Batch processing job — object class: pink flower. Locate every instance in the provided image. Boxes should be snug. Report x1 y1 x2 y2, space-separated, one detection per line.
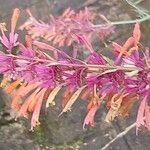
0 8 20 52
0 52 15 75
20 8 113 47
136 94 150 134
0 33 18 52
86 52 106 65
34 64 59 88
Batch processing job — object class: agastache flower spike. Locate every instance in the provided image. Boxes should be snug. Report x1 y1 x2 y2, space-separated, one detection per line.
0 8 150 133
20 8 113 48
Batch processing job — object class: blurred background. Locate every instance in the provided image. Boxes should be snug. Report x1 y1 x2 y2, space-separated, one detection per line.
0 0 150 150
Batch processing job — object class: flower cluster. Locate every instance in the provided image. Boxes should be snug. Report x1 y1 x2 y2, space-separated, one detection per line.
0 8 150 133
20 8 113 52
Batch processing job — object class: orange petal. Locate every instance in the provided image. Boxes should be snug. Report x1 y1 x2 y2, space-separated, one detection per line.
25 35 32 48
60 86 86 115
87 100 94 111
106 93 114 109
5 79 22 94
83 104 98 128
122 37 135 52
26 8 33 17
133 23 140 44
28 89 41 113
11 8 20 33
0 76 10 88
112 42 128 56
81 88 91 100
145 103 150 131
112 42 121 51
11 94 21 110
62 8 71 17
87 93 101 111
119 95 135 116
116 37 135 62
46 85 62 108
136 95 147 130
17 88 40 118
43 88 52 99
11 82 27 110
105 93 123 122
20 82 41 97
62 88 74 108
27 98 37 113
31 88 47 130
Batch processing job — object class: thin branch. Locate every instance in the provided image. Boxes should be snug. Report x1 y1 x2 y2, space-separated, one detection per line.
92 0 150 28
101 122 136 150
8 54 142 72
134 0 144 5
93 15 150 28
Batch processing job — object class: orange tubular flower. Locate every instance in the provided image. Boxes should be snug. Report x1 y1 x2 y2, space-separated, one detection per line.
133 23 141 45
80 88 92 100
83 90 104 128
16 88 40 118
5 79 22 94
11 82 27 110
11 82 40 110
11 8 20 34
62 87 74 108
30 88 47 130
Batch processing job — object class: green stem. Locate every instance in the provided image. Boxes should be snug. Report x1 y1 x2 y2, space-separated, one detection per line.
93 15 150 28
134 0 143 5
93 0 150 27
